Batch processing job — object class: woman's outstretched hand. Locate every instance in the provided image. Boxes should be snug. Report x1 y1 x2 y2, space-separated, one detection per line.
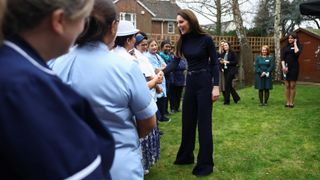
212 86 220 102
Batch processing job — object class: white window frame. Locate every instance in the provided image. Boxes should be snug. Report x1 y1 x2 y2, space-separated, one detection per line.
119 12 137 27
168 22 175 34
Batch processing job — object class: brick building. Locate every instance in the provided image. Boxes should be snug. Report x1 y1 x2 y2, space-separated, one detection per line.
114 0 181 35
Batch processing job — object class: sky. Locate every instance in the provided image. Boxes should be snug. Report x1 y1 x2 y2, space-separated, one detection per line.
176 0 319 29
176 0 258 27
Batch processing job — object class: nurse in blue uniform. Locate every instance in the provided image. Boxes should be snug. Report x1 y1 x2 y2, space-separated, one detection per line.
51 1 157 180
145 39 171 122
0 0 115 179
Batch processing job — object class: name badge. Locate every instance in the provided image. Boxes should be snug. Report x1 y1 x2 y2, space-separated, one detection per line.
265 59 270 62
291 47 295 50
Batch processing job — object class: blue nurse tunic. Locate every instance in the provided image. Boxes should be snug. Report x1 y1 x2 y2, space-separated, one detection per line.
144 52 167 98
51 41 157 180
0 37 115 179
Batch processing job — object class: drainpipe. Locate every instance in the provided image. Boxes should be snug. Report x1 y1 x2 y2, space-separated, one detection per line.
161 20 164 39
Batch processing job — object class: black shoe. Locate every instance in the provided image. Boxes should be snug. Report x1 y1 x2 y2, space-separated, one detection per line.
285 104 290 107
234 98 240 104
174 159 194 165
192 165 213 176
159 116 171 122
159 130 164 136
223 102 230 105
289 104 294 108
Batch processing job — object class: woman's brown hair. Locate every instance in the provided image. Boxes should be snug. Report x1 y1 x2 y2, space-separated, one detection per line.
175 9 207 58
76 0 118 46
147 39 157 47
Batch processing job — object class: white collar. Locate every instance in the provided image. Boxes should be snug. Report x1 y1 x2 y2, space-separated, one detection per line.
4 40 55 75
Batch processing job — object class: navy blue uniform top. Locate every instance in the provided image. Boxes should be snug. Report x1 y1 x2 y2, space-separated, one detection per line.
181 32 219 85
0 37 115 179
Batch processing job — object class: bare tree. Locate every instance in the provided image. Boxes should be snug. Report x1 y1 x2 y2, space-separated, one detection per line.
177 0 230 35
253 0 274 35
232 0 254 85
216 0 222 35
274 0 282 81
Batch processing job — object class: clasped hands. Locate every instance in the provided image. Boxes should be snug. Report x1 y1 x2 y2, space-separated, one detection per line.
282 67 288 74
219 58 229 65
260 72 270 77
154 69 164 84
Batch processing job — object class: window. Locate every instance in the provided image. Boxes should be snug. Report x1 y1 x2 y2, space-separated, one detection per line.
120 12 136 27
168 22 175 34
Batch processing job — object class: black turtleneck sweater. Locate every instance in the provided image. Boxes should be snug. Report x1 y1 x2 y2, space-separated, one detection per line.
182 32 219 86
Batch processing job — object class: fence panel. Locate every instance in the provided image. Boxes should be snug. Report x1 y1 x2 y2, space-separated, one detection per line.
148 34 275 53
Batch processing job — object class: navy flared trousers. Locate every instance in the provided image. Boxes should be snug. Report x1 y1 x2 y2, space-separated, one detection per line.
175 70 214 169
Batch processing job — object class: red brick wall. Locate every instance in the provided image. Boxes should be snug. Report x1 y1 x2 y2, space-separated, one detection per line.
114 0 180 35
115 0 152 33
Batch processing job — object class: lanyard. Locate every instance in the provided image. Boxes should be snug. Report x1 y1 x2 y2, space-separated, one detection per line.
3 40 55 75
154 54 162 66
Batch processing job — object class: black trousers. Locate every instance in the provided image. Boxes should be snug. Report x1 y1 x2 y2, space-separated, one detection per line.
156 96 166 120
169 84 184 111
224 69 240 104
175 71 214 168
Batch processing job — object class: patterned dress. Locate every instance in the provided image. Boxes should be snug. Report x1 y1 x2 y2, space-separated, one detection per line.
134 50 160 172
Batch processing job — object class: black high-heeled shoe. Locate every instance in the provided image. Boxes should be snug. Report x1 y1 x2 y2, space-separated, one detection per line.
192 164 213 176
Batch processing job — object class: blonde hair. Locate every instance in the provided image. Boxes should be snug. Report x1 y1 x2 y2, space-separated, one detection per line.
3 0 94 37
218 39 226 54
0 0 6 43
261 45 270 56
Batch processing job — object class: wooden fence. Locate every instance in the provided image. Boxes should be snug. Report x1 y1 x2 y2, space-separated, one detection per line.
149 34 275 53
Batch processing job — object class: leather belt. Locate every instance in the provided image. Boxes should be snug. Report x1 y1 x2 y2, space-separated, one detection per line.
187 69 207 75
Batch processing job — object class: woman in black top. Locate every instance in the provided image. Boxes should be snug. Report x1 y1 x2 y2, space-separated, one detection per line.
220 42 240 105
173 9 220 177
281 33 302 108
217 40 226 97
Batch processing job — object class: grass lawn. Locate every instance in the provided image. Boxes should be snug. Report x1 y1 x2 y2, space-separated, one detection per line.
145 83 320 180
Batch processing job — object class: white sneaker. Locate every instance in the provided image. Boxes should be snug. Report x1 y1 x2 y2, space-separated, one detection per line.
144 170 150 175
